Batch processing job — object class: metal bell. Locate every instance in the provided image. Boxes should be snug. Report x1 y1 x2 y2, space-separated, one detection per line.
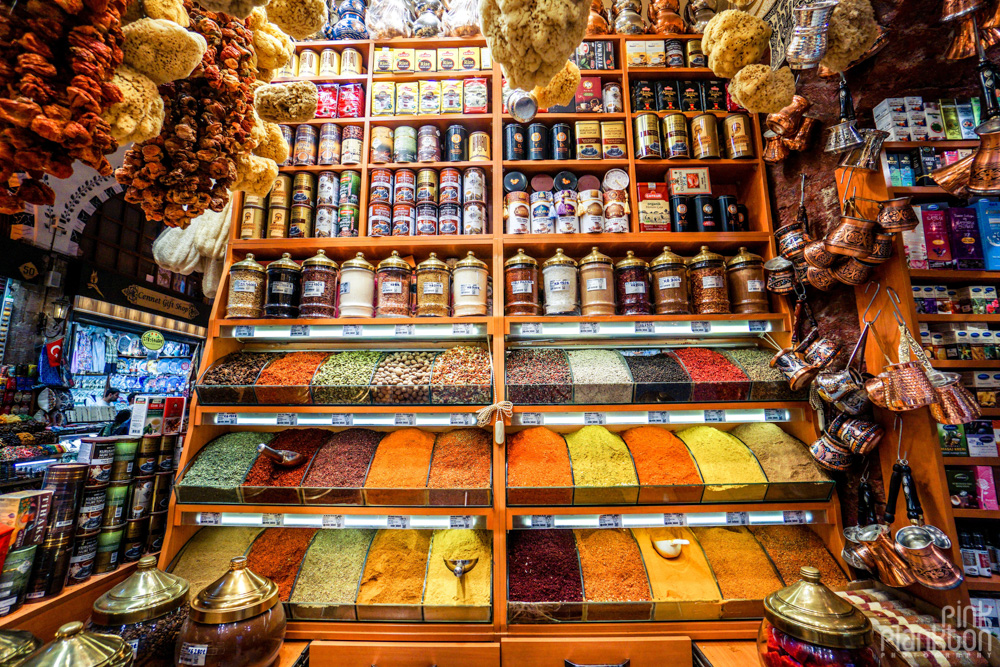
786 0 839 69
838 129 890 171
823 75 864 153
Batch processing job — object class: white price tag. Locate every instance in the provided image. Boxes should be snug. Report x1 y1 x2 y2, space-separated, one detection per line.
584 412 606 425
233 325 255 338
764 409 783 422
322 514 345 528
531 515 555 528
647 411 669 424
691 321 711 333
331 414 354 426
342 325 363 336
704 410 725 423
261 513 284 526
178 643 209 666
200 512 221 526
216 413 238 425
290 325 310 337
663 513 687 526
276 413 297 426
579 322 600 335
598 514 622 528
394 413 416 426
634 321 655 334
450 413 476 426
452 323 474 335
726 511 749 526
394 324 415 336
749 320 767 332
521 323 542 335
520 412 543 425
449 515 474 529
387 515 410 529
783 510 807 524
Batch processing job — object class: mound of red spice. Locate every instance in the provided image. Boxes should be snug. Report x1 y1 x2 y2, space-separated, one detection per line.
243 428 330 487
245 528 318 601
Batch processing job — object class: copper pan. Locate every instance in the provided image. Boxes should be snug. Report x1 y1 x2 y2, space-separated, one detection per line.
930 152 975 197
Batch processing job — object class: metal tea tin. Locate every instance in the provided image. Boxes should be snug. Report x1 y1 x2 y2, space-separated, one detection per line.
369 168 392 203
504 123 526 161
662 113 689 158
370 126 393 163
416 168 438 203
341 47 363 74
439 203 461 234
297 49 319 76
270 173 291 208
314 206 336 237
417 125 442 162
341 125 363 164
317 171 340 207
633 112 662 158
446 124 469 161
288 205 312 237
394 168 415 203
528 122 548 160
392 203 415 235
291 172 315 207
415 202 438 235
469 131 490 160
463 167 487 203
337 203 360 237
369 202 392 236
319 48 340 76
692 194 718 232
393 126 417 162
339 170 361 206
318 123 342 165
551 123 572 160
723 112 754 159
293 125 318 166
439 167 461 204
665 39 685 67
686 40 707 67
602 82 624 113
691 113 720 159
463 202 487 234
506 191 530 234
670 194 691 232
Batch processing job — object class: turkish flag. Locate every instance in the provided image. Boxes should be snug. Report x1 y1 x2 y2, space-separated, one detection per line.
46 338 63 367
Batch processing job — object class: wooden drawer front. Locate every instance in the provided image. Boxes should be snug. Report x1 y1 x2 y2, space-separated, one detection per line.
501 637 691 667
310 641 501 667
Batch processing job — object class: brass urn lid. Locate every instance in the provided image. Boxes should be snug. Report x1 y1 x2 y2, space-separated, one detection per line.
231 253 265 273
456 251 487 270
377 250 411 272
579 247 612 267
90 555 189 626
650 246 685 270
763 566 873 650
505 248 538 268
417 253 450 272
690 246 724 267
302 249 338 269
542 248 577 268
189 557 279 624
615 250 648 270
20 623 131 667
0 630 39 666
266 253 300 273
341 252 375 272
726 246 764 269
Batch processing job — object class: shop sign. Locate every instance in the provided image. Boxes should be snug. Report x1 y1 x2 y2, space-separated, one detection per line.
76 262 208 327
141 330 165 351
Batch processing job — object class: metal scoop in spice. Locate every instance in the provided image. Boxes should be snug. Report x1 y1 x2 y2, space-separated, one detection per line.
651 538 689 559
257 443 308 467
444 557 478 577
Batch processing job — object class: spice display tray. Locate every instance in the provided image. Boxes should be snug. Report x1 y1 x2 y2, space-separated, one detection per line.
174 450 260 505
241 484 311 506
289 600 358 621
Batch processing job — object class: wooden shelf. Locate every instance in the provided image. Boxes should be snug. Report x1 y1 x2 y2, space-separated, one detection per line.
287 117 366 126
888 186 948 195
630 110 731 117
279 164 362 173
942 457 1000 465
885 140 979 149
931 359 1000 369
273 74 367 83
502 159 631 172
502 113 627 121
952 509 1000 519
965 579 1000 592
364 161 493 170
510 401 811 413
916 314 1000 323
278 641 310 667
216 316 493 328
372 70 492 82
910 269 1000 281
501 232 773 254
231 236 495 258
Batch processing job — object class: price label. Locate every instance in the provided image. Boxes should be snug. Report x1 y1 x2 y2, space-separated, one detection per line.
394 413 416 426
387 515 410 529
749 320 767 332
394 324 414 336
691 321 711 333
531 515 555 528
342 325 363 337
322 514 345 528
598 514 622 528
783 510 807 524
178 643 209 666
579 322 600 335
450 413 476 426
634 321 655 334
704 409 725 423
584 412 606 425
216 413 238 425
290 325 310 337
520 412 543 425
764 409 784 422
331 414 353 426
261 513 284 526
452 323 474 335
726 511 749 526
647 411 669 424
276 413 297 426
450 515 474 529
200 512 221 526
233 325 255 338
521 323 543 335
663 513 687 526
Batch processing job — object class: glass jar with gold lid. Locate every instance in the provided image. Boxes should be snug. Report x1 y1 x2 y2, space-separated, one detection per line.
758 566 879 667
0 630 39 666
339 252 376 318
376 251 412 318
20 622 132 667
175 556 285 667
726 247 768 314
650 246 689 315
615 250 651 316
453 252 488 317
579 247 615 317
225 254 266 319
264 253 302 319
86 555 189 666
299 250 339 318
542 248 579 316
416 253 452 317
689 245 730 314
504 248 540 316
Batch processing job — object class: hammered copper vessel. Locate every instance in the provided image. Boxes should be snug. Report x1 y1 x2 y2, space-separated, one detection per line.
775 221 810 260
864 232 896 264
803 336 843 368
929 372 982 424
945 16 978 59
806 266 839 291
764 256 795 294
828 413 884 455
770 348 820 392
831 257 877 285
783 116 819 152
884 361 937 411
970 118 1000 195
803 239 839 268
876 197 919 232
941 0 984 22
766 95 811 136
824 216 877 257
809 433 854 471
763 131 791 163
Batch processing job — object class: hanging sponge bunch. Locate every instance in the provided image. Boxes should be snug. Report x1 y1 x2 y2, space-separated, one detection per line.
152 202 232 298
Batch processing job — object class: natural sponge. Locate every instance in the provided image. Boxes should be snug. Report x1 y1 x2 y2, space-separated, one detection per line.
253 122 290 164
480 0 590 91
821 0 879 73
729 64 795 114
701 10 771 78
129 0 190 26
195 0 268 19
532 60 581 108
102 65 165 144
232 153 280 197
122 18 208 85
254 81 319 122
265 0 329 40
248 8 295 71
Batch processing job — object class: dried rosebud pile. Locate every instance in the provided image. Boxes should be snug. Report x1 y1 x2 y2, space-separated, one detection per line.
0 0 128 213
115 2 256 227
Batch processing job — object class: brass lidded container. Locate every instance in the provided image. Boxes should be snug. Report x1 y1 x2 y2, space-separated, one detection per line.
415 253 452 317
614 250 651 316
504 248 541 316
541 249 580 316
91 556 189 626
299 249 340 319
226 253 268 318
189 556 280 624
726 246 768 315
453 251 489 317
689 245 730 315
19 622 132 667
757 567 878 665
650 246 690 315
579 247 615 317
0 630 40 666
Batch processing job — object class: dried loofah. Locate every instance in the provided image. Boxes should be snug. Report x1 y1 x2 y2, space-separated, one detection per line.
195 0 268 19
203 256 225 298
256 67 276 82
122 18 208 85
232 153 280 197
701 9 772 78
248 8 295 71
248 109 267 151
153 222 202 275
254 81 319 122
532 60 581 108
266 0 329 40
729 64 795 113
194 201 232 260
253 121 290 163
480 0 590 91
103 65 165 144
126 0 190 26
820 0 879 73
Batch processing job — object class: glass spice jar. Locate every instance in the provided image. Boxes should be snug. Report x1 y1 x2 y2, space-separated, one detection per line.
689 245 730 314
615 250 651 316
579 247 615 317
453 251 488 317
376 250 413 318
263 253 302 318
504 248 541 316
225 254 266 319
339 252 376 318
299 250 339 318
542 248 580 316
416 253 452 317
726 246 768 314
650 246 690 315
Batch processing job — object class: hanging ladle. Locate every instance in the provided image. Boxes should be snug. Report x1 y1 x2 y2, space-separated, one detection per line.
651 537 689 559
257 443 308 467
444 558 479 577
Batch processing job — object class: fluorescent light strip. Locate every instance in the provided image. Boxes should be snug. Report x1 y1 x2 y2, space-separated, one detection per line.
194 512 486 530
220 324 486 339
511 511 816 530
211 413 476 427
513 409 792 427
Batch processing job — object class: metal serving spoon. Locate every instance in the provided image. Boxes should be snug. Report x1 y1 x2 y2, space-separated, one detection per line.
444 558 479 577
257 443 308 467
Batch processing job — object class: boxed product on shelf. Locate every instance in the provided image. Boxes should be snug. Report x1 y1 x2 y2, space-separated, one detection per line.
921 205 954 268
975 465 999 510
948 207 985 270
946 466 979 508
0 490 51 548
966 420 1000 457
974 199 1000 270
938 423 969 456
637 182 670 232
571 40 616 70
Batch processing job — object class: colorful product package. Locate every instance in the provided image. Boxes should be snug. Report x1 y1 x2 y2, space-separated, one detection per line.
396 82 419 115
416 49 436 72
315 84 340 118
438 48 459 70
575 77 602 112
966 420 1000 457
393 48 415 72
464 78 488 113
921 205 953 268
668 168 711 195
418 80 441 115
902 207 927 269
373 47 392 72
459 46 480 70
975 466 999 510
338 83 364 118
0 491 51 548
371 81 396 115
637 182 670 232
974 199 1000 270
441 80 463 113
947 207 985 270
946 467 978 508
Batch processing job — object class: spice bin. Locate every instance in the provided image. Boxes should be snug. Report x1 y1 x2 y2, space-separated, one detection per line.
174 433 268 504
225 254 266 319
415 253 451 317
298 250 339 318
19 622 132 667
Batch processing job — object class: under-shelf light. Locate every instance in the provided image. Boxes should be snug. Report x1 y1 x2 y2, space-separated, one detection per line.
511 510 816 530
193 511 485 530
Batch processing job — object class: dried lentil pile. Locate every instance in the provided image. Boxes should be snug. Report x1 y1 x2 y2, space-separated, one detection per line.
623 352 692 403
199 352 280 404
179 432 272 490
370 351 436 404
364 428 435 488
311 351 382 404
505 349 572 404
632 527 721 602
356 530 432 604
430 346 493 404
423 529 492 606
749 525 848 587
290 529 375 605
169 527 262 601
691 526 783 600
507 529 583 603
722 348 803 401
302 429 384 488
672 348 749 401
574 529 651 602
730 423 828 483
255 352 330 404
243 429 329 487
245 528 319 601
622 426 702 486
428 429 491 488
676 426 767 502
566 350 634 404
506 427 574 505
564 426 638 487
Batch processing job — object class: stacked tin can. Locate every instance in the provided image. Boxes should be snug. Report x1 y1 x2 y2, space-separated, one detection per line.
369 166 487 236
119 435 158 565
370 124 490 164
505 169 630 235
146 434 175 555
293 123 363 167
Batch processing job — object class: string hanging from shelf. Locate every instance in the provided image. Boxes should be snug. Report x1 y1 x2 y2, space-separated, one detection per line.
476 400 513 444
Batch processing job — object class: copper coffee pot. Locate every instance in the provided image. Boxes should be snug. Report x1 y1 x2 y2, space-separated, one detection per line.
823 75 864 153
969 117 1000 194
941 0 984 22
766 95 811 137
931 152 975 197
856 523 917 588
763 131 791 163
